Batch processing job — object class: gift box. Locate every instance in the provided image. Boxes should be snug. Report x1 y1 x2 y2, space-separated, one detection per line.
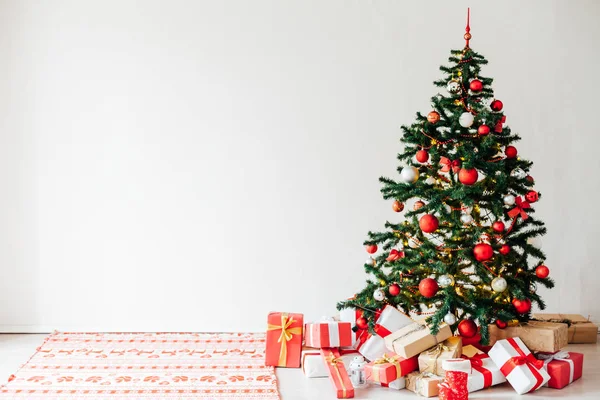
418 336 462 375
488 320 568 352
440 359 471 400
405 371 443 397
365 352 419 384
538 351 584 389
339 305 361 345
266 312 303 367
305 317 353 348
385 320 452 359
488 337 550 394
533 313 598 344
321 348 354 398
461 344 506 392
460 330 492 352
370 377 406 389
354 305 414 361
302 347 358 378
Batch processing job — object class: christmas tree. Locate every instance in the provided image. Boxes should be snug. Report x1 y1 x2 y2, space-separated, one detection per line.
337 11 553 344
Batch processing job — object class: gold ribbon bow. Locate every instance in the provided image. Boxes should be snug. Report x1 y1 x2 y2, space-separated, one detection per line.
371 354 402 382
267 313 302 367
423 343 450 374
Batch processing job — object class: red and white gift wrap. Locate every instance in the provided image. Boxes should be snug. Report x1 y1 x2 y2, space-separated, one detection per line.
302 347 358 378
353 305 414 361
265 312 304 367
365 352 419 385
440 359 470 400
305 317 353 348
460 345 506 392
488 337 550 394
321 348 355 399
370 377 406 390
538 351 584 389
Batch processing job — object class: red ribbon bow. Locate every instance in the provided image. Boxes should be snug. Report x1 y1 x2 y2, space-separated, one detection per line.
495 115 506 133
386 249 405 262
462 353 492 388
440 157 461 173
507 196 530 220
500 338 545 392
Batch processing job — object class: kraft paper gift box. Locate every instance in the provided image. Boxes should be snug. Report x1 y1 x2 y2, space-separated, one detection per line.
488 337 550 394
488 320 568 352
370 376 406 390
405 371 443 397
321 348 354 399
385 320 452 359
353 305 414 361
461 344 506 392
364 352 419 385
533 313 598 344
265 312 303 367
302 347 358 378
304 317 353 348
418 336 462 375
538 351 584 389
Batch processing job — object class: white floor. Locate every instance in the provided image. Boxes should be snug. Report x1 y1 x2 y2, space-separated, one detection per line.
0 334 599 399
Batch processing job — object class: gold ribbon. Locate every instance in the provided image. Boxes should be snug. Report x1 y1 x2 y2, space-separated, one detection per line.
423 343 450 375
371 354 402 382
267 313 302 367
325 352 349 398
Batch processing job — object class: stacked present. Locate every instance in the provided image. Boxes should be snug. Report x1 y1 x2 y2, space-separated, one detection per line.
266 309 588 398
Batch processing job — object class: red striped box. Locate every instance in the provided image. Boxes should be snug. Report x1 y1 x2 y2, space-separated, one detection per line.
304 319 353 348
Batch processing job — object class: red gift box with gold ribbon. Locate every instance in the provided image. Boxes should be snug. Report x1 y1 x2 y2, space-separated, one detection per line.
365 352 418 384
265 312 303 368
321 348 354 398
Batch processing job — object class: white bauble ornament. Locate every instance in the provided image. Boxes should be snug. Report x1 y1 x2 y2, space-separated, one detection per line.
530 282 538 293
444 204 452 214
373 288 386 301
425 176 436 185
447 80 461 94
400 166 419 183
459 112 475 128
366 257 375 266
408 237 420 249
444 313 457 325
491 277 508 293
510 168 526 179
460 214 473 224
438 274 455 288
503 194 516 206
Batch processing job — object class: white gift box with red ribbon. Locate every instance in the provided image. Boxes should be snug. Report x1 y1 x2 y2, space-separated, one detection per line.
352 305 414 361
301 347 359 378
488 337 550 394
461 345 506 392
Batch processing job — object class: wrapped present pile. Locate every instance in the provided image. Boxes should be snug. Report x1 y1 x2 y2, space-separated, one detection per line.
265 308 589 398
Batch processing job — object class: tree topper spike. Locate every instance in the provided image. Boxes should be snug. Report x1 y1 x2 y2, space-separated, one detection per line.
464 8 472 49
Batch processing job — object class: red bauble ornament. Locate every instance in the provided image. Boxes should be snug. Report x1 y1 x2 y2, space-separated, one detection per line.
356 317 368 329
458 168 479 185
492 221 505 233
536 265 550 279
469 79 483 92
458 319 478 338
427 111 440 124
414 200 425 211
499 244 511 255
389 283 401 296
495 319 508 329
478 124 490 136
512 298 532 314
473 243 494 262
526 191 539 203
365 244 378 254
416 149 429 163
419 278 439 298
526 175 535 183
419 214 439 233
505 146 518 159
392 200 404 212
491 99 503 112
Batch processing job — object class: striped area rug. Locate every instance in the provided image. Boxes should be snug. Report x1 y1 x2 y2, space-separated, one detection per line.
0 332 279 399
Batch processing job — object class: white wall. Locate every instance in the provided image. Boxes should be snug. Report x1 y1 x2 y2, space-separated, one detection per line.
0 0 599 332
